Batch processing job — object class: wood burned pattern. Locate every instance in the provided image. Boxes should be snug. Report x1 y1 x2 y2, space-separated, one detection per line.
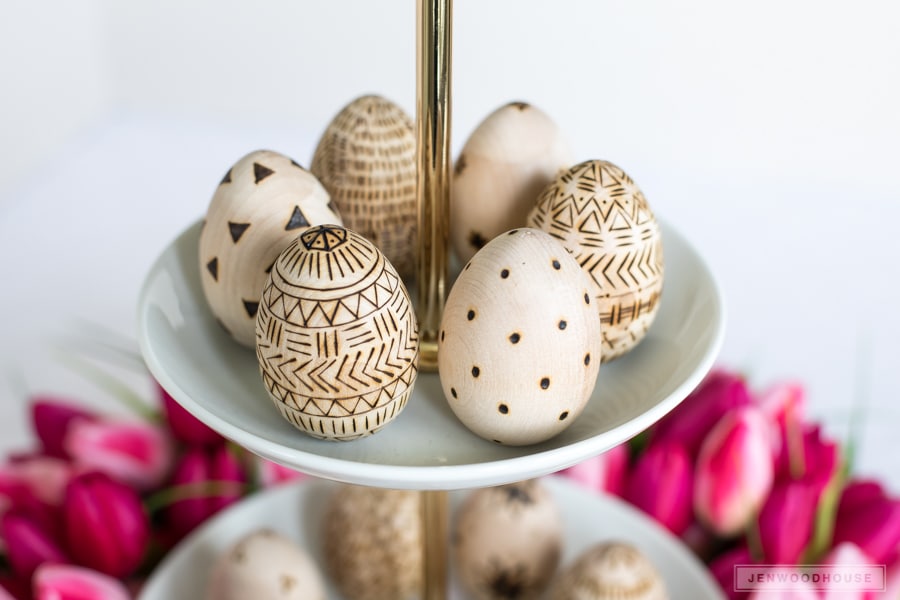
311 95 418 278
255 225 419 441
528 160 664 362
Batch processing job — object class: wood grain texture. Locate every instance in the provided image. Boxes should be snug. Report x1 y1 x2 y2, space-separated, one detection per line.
528 160 664 362
200 149 341 347
256 225 419 441
311 95 418 278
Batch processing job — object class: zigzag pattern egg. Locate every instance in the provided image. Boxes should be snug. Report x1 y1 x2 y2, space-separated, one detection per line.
528 160 664 362
255 225 419 441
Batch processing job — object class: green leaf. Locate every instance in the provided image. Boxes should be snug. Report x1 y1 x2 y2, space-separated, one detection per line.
804 460 846 562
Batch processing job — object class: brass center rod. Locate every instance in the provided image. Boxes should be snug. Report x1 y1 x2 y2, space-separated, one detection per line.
416 0 452 373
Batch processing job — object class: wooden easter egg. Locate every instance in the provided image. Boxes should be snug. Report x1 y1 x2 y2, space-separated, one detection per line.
438 228 602 446
528 160 664 362
452 101 572 263
549 541 668 600
453 479 563 600
206 529 326 600
311 95 417 278
255 224 418 441
200 149 342 347
322 485 421 600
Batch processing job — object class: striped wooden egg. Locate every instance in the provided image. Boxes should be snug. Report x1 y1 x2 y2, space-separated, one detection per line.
311 95 417 278
255 224 418 441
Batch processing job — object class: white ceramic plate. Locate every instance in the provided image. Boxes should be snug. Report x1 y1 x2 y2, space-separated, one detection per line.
138 219 724 490
138 477 725 600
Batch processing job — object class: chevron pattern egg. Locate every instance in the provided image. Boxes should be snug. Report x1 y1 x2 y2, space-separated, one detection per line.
255 225 419 441
528 160 664 362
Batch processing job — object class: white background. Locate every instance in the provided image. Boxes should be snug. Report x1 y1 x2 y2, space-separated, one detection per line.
1 1 898 485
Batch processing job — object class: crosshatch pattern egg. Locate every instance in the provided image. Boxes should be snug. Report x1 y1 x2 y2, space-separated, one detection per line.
549 541 668 600
438 228 602 446
453 479 563 600
200 149 342 347
311 95 418 278
528 160 664 362
206 529 326 600
451 101 572 264
255 224 419 441
322 485 421 600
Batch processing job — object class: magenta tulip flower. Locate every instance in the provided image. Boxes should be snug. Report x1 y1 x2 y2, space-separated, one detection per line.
0 510 68 578
651 370 752 457
64 418 173 491
0 576 29 600
158 384 223 446
34 564 130 600
62 472 149 578
257 458 309 489
624 442 693 535
694 406 774 536
30 398 96 459
557 443 629 497
0 457 74 508
832 479 900 565
757 480 817 564
164 445 246 541
708 545 753 600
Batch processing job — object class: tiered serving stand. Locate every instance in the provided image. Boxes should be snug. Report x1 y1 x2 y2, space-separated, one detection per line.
136 1 726 597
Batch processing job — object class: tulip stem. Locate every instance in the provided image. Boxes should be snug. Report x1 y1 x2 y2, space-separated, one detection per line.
144 481 254 514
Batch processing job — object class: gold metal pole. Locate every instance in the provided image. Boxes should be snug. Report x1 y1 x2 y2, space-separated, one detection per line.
416 0 452 373
420 489 449 600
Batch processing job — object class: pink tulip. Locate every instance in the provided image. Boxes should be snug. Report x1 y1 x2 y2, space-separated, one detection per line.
158 384 223 446
556 443 629 496
164 445 246 541
62 472 149 578
1 457 74 507
1 510 68 578
820 542 878 600
775 424 840 490
832 479 900 565
64 418 173 491
257 458 309 488
757 480 817 564
623 442 693 535
34 564 130 600
884 555 900 599
694 406 774 536
31 398 96 459
651 370 752 457
708 545 753 600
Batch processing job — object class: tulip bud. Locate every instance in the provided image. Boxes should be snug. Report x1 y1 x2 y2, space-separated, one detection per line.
556 443 629 497
34 564 130 600
164 445 246 541
62 472 149 578
694 407 774 536
31 398 96 459
624 442 693 535
651 370 752 457
757 481 817 564
0 510 68 578
158 384 223 446
64 419 173 491
832 480 900 565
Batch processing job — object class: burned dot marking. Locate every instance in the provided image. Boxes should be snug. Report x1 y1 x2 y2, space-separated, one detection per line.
206 257 219 281
472 366 481 378
540 377 550 390
493 439 502 444
509 332 521 344
500 268 510 279
584 353 591 366
220 168 232 185
559 411 569 421
253 162 274 183
498 404 509 414
451 387 458 399
508 229 519 235
454 154 467 176
467 309 476 321
242 300 259 318
468 231 487 250
584 293 591 305
441 330 445 342
464 262 472 271
558 320 567 330
552 259 561 270
228 221 250 243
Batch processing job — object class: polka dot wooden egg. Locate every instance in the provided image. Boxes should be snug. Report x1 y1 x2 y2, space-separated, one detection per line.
528 160 664 362
311 95 417 278
453 479 563 600
255 224 418 440
549 541 668 600
438 228 602 446
322 485 421 600
451 101 572 264
200 149 341 347
206 529 326 600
